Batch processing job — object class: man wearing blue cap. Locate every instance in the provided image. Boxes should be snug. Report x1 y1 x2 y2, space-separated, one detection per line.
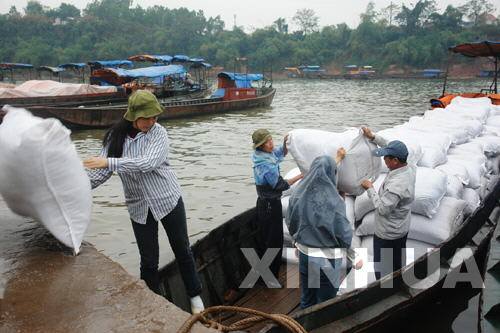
360 127 416 280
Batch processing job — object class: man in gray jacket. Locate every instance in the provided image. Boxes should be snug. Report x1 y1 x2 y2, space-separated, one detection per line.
360 127 416 279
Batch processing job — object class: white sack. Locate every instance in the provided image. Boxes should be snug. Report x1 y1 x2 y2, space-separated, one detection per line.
339 237 433 294
0 107 92 254
283 219 294 247
483 125 500 136
354 173 387 221
423 110 484 138
287 129 381 196
446 175 464 199
356 197 467 245
486 115 500 128
486 155 500 175
407 116 470 145
447 142 484 156
345 195 355 226
354 167 447 220
281 195 289 217
377 127 448 168
472 135 500 155
462 188 480 216
436 162 470 186
446 154 486 189
445 103 490 123
282 167 302 197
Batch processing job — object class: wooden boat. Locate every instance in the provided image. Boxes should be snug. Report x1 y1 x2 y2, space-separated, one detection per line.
431 41 500 108
0 89 128 108
158 178 500 332
478 215 500 333
25 72 275 129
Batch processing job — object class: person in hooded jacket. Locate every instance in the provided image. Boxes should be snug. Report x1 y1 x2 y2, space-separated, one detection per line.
286 150 363 309
252 129 303 284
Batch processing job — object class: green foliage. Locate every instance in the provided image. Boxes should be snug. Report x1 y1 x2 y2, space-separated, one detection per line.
0 0 498 71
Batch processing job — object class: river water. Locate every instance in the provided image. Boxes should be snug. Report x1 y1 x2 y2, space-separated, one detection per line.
73 78 488 331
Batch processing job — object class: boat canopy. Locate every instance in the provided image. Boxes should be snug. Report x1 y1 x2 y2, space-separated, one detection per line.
59 63 86 69
450 41 500 57
37 66 65 73
102 64 187 84
128 54 173 64
88 60 133 68
0 63 33 69
173 55 190 62
217 72 263 88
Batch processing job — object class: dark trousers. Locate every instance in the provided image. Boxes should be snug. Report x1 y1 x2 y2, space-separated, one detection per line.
299 252 341 309
131 197 202 297
373 234 407 280
256 197 283 279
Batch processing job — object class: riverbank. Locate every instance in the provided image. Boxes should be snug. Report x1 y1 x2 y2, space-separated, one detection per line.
0 197 213 333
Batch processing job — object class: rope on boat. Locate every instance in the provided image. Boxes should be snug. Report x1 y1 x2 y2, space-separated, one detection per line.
177 305 307 333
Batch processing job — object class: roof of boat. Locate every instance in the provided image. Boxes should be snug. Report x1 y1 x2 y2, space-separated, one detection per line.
0 63 33 69
102 64 187 78
37 66 65 73
87 60 133 68
128 54 173 63
58 63 86 69
450 41 500 57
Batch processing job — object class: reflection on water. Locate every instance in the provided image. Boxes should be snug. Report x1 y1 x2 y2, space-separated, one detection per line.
74 78 488 279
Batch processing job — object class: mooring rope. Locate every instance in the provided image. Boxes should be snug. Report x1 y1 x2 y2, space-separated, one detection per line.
177 305 307 333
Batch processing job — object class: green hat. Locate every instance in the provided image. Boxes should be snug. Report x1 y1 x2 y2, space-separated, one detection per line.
252 129 272 149
124 90 164 122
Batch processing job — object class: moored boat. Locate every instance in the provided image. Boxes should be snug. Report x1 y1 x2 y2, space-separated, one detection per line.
431 41 500 108
157 177 500 332
25 72 275 129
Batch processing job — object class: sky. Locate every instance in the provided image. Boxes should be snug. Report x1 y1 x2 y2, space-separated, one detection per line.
0 0 498 30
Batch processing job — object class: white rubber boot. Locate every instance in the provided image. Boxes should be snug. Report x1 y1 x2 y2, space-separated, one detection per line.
190 295 205 314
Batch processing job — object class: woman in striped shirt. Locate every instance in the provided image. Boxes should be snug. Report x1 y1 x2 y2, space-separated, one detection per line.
84 90 204 313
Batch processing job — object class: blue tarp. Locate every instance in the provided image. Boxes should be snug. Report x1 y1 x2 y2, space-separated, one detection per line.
189 58 205 63
217 72 263 88
152 55 173 63
88 60 133 68
0 63 33 69
37 66 65 73
107 64 187 84
59 63 86 69
173 55 190 62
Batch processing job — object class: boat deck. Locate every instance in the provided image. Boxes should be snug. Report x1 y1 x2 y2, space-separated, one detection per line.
221 262 301 331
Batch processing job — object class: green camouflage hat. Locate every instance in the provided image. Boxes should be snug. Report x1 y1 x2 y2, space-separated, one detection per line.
124 90 164 122
252 129 272 149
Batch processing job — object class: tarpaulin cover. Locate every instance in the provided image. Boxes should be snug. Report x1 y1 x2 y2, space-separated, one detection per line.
217 72 263 88
88 60 133 68
128 54 173 63
173 55 190 62
0 80 117 98
0 63 33 69
37 66 65 73
59 63 86 69
105 64 186 79
450 41 500 57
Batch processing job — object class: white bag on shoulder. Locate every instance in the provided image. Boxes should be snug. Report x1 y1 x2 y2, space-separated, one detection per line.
0 106 92 254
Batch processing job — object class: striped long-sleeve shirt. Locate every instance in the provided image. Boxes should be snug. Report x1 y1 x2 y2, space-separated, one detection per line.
88 123 181 224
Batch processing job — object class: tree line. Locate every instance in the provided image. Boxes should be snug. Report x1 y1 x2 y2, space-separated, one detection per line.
0 0 498 72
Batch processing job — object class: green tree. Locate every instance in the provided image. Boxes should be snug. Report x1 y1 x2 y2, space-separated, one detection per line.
292 8 319 35
24 1 45 16
273 17 288 34
460 0 496 25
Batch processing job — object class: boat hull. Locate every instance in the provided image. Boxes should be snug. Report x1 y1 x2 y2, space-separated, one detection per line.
158 179 500 332
25 88 276 129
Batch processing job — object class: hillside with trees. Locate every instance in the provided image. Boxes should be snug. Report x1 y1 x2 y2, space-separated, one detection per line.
0 0 498 72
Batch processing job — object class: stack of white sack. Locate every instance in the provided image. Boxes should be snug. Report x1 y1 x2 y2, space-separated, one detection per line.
406 116 471 145
446 153 486 189
356 197 468 246
490 104 500 116
423 110 484 138
338 237 433 294
377 126 451 168
462 188 481 216
287 128 381 196
471 135 500 156
0 106 92 254
354 167 448 221
444 96 491 123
